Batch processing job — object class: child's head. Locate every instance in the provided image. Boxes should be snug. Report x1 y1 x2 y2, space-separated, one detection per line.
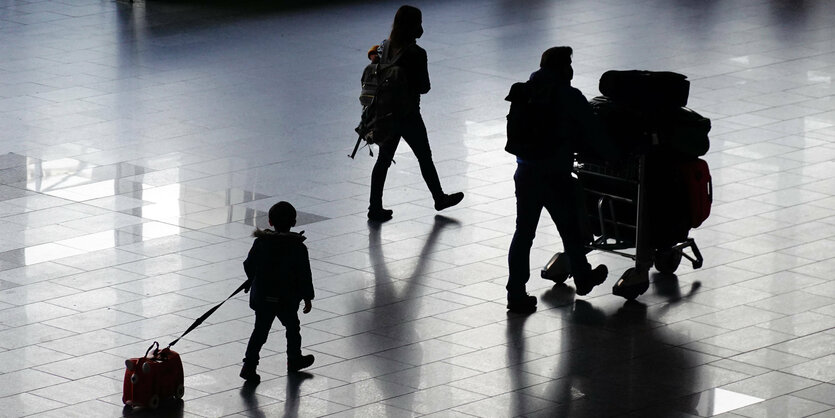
368 45 380 63
268 201 296 231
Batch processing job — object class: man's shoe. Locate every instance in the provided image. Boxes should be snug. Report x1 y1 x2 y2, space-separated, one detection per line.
288 354 315 372
507 294 537 314
367 208 393 222
574 265 608 296
434 192 464 211
239 364 260 383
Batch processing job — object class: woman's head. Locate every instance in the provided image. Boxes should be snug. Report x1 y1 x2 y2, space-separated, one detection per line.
390 5 423 47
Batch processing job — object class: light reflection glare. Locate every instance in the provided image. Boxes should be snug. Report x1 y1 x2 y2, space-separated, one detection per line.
692 388 763 416
23 243 85 265
730 56 750 65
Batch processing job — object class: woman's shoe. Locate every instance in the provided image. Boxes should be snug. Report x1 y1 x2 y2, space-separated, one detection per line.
367 208 393 222
288 354 315 372
434 192 464 211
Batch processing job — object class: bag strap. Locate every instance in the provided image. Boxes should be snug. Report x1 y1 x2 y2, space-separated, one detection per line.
379 39 409 67
168 281 249 348
145 341 159 358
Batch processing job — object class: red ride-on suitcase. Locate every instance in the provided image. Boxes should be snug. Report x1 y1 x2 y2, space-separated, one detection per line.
123 342 184 409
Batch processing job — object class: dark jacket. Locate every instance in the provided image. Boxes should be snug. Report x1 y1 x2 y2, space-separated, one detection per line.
243 229 314 310
517 68 616 170
380 40 430 111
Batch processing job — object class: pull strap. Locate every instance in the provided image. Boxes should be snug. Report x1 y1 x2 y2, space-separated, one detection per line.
168 281 249 348
145 341 159 358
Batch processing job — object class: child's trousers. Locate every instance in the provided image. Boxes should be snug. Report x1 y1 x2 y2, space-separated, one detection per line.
244 303 301 366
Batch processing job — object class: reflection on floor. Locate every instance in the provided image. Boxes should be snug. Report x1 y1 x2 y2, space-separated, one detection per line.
0 0 834 417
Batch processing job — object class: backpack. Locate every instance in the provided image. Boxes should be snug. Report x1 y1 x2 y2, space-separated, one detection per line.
355 41 410 146
504 81 562 159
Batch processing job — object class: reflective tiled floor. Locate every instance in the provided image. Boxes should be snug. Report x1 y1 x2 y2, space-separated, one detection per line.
1 0 834 417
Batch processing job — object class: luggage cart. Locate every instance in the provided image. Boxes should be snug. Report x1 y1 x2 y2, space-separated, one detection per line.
541 147 704 300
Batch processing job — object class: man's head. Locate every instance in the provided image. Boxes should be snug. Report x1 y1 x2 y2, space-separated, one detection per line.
268 201 296 231
540 46 573 81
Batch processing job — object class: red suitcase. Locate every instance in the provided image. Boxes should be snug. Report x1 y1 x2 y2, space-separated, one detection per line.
122 282 248 409
681 158 712 228
123 342 184 409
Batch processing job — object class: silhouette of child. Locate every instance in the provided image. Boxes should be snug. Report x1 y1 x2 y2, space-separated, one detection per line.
240 201 315 382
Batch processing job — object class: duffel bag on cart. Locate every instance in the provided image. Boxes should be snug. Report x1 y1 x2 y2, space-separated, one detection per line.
589 96 710 157
599 70 690 108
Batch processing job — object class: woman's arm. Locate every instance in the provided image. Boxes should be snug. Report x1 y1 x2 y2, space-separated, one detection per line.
411 46 431 94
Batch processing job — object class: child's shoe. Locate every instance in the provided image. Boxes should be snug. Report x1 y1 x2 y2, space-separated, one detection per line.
239 363 261 383
288 354 315 372
506 293 537 314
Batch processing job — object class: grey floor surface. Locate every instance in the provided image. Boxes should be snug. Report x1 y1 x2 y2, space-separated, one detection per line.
0 0 834 417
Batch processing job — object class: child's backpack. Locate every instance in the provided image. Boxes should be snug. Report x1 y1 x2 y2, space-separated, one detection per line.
504 81 561 159
355 41 410 148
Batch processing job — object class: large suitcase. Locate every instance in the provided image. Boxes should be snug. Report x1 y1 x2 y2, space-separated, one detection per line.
599 70 690 108
123 342 184 410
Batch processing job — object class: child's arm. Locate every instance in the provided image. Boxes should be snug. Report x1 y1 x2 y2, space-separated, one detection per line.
299 245 315 312
243 243 257 292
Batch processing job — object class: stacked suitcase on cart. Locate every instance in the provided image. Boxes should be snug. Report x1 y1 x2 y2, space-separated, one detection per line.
545 70 713 300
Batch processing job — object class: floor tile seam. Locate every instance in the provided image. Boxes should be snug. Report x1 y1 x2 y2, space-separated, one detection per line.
770 236 835 258
373 365 486 391
726 332 832 363
701 317 802 343
743 289 835 310
703 357 778 381
104 280 229 305
788 384 835 407
0 299 86 325
810 309 835 320
718 251 819 275
443 367 560 394
438 344 544 372
377 381 489 413
0 391 71 412
688 308 789 331
303 379 418 409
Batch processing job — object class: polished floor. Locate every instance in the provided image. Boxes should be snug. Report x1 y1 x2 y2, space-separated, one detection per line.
0 0 834 417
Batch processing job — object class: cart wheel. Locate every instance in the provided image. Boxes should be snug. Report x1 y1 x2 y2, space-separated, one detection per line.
148 394 160 410
654 248 682 274
541 252 570 284
175 384 185 400
612 267 649 300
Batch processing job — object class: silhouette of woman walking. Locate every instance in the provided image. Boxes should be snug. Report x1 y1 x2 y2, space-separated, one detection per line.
367 5 464 222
